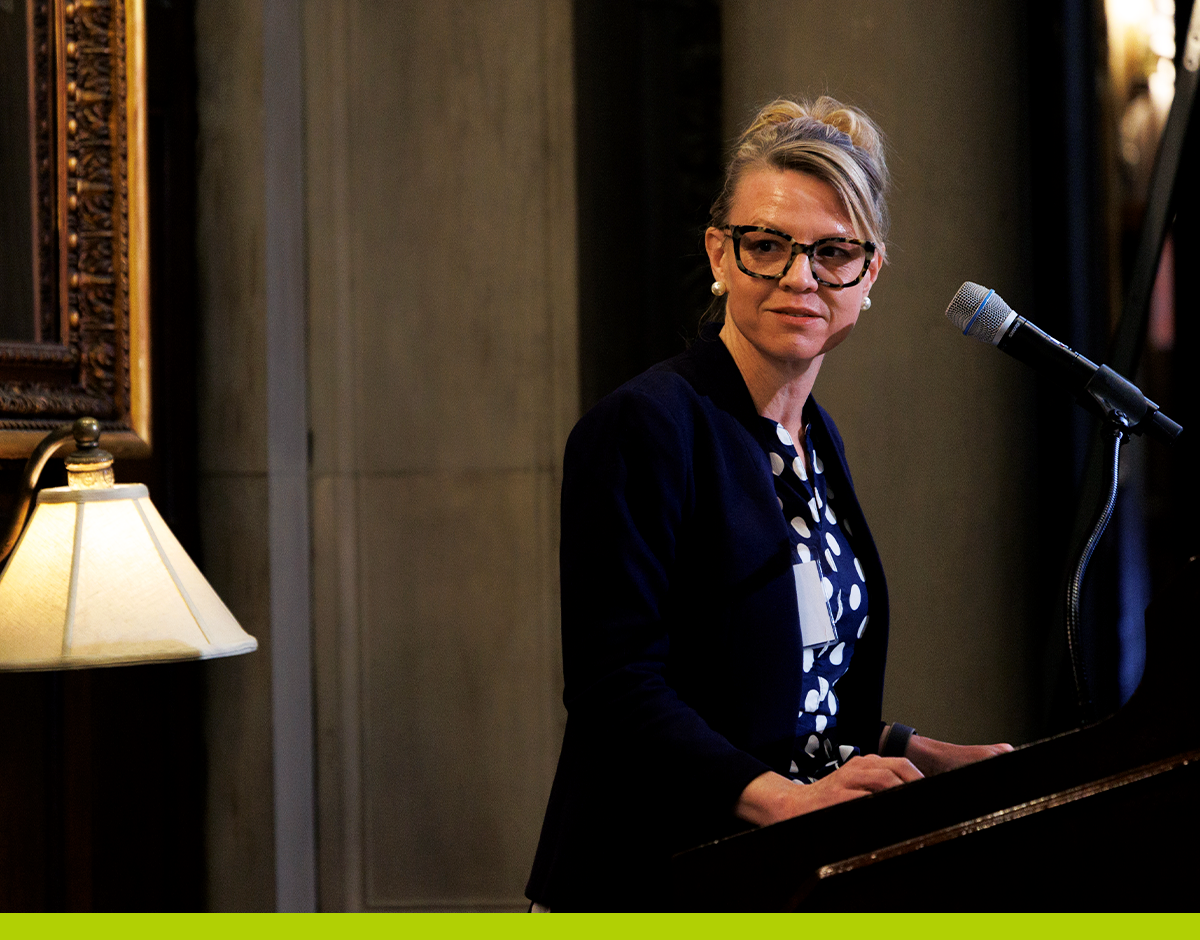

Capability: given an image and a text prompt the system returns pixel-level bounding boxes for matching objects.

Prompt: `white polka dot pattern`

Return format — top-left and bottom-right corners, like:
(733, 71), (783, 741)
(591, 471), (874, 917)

(757, 416), (869, 783)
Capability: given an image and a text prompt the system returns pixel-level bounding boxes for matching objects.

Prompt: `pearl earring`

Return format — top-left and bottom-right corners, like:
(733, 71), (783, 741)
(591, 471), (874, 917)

(861, 295), (872, 311)
(711, 280), (727, 297)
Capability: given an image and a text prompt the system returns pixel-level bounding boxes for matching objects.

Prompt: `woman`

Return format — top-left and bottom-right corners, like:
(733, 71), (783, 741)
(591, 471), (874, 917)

(527, 97), (1010, 911)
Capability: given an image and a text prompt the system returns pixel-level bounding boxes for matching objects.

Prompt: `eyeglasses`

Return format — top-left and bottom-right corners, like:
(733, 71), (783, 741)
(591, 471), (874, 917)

(722, 226), (875, 288)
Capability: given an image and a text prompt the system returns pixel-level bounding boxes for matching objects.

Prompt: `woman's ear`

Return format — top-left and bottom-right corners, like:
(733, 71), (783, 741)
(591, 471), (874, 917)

(862, 244), (884, 292)
(704, 227), (728, 281)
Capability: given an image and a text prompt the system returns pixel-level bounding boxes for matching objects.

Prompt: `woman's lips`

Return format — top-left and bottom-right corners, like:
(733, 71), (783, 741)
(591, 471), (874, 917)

(771, 307), (824, 319)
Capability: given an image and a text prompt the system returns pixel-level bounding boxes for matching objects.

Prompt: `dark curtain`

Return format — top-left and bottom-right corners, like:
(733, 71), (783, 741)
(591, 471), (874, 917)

(1029, 0), (1199, 732)
(574, 0), (724, 410)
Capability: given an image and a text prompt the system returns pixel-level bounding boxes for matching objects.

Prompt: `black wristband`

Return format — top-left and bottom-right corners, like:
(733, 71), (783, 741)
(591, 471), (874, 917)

(882, 722), (916, 757)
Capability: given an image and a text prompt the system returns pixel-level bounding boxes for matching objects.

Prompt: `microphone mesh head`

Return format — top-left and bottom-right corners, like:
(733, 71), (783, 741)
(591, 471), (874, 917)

(945, 282), (1015, 345)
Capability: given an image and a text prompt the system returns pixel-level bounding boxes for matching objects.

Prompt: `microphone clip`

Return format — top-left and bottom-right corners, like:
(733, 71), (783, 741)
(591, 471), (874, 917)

(1082, 364), (1147, 435)
(1082, 364), (1183, 442)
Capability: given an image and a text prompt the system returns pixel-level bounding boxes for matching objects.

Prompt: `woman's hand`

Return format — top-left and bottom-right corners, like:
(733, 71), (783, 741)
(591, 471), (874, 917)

(903, 734), (1014, 776)
(734, 755), (924, 827)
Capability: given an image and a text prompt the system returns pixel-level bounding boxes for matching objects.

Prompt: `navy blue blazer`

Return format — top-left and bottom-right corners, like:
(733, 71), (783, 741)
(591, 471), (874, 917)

(527, 327), (890, 910)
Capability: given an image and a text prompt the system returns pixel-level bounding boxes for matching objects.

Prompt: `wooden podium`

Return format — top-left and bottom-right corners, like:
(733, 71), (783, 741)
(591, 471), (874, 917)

(671, 558), (1200, 910)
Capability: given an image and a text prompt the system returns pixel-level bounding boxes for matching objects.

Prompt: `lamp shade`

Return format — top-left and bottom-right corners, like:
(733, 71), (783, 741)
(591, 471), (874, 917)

(0, 482), (257, 669)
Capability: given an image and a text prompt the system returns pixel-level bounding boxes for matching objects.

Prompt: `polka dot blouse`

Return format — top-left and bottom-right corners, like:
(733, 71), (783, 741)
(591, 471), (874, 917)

(759, 418), (870, 784)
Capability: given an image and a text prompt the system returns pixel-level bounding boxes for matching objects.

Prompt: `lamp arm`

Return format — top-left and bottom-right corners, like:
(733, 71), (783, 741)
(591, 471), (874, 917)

(0, 420), (92, 566)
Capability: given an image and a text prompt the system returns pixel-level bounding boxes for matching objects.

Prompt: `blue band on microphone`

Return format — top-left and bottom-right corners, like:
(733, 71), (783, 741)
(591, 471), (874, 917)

(962, 289), (995, 335)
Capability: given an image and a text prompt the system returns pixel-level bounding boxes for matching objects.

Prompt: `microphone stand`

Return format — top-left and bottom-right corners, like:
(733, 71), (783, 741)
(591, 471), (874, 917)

(1065, 420), (1125, 725)
(1065, 366), (1157, 723)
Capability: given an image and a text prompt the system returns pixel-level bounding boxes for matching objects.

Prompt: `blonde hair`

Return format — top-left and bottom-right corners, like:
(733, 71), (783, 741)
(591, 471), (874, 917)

(710, 96), (890, 252)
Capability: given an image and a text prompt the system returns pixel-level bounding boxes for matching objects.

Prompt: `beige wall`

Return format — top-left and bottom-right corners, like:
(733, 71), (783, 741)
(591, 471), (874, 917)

(194, 0), (318, 912)
(303, 0), (574, 910)
(197, 0), (574, 912)
(195, 0), (277, 911)
(724, 0), (1039, 744)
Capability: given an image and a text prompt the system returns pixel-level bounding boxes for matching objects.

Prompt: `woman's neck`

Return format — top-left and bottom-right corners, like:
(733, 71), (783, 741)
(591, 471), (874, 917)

(719, 320), (823, 445)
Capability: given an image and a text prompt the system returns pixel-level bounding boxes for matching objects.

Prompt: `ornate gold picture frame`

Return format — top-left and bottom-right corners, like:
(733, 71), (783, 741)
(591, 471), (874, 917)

(0, 0), (148, 457)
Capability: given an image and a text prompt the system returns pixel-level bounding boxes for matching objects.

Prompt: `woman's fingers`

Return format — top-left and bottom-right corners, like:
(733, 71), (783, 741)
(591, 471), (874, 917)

(906, 736), (1017, 775)
(838, 753), (924, 791)
(805, 755), (922, 807)
(736, 754), (929, 825)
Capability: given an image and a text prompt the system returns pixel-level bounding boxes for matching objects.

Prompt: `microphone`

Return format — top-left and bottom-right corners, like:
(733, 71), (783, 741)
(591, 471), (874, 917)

(945, 282), (1182, 442)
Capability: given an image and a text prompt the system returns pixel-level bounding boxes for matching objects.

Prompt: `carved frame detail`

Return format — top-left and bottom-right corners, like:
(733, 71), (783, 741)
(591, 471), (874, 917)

(0, 0), (148, 458)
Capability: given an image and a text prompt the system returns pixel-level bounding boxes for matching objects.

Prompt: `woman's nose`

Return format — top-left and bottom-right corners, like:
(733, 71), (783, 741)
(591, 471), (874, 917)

(780, 251), (818, 291)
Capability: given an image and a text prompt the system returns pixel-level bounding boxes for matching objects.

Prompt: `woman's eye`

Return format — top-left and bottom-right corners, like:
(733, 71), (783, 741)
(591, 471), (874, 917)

(746, 237), (787, 256)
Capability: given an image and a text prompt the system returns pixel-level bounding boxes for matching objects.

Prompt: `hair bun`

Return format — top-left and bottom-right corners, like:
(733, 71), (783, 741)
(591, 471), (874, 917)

(738, 96), (884, 169)
(802, 96), (885, 166)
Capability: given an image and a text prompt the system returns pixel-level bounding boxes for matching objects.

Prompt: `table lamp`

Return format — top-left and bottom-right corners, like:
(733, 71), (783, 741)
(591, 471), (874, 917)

(0, 417), (257, 669)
